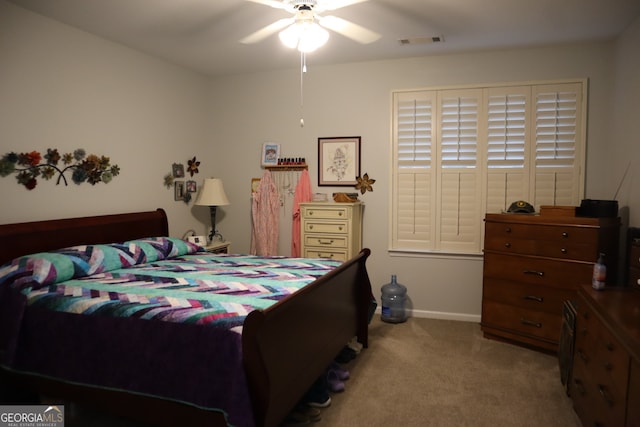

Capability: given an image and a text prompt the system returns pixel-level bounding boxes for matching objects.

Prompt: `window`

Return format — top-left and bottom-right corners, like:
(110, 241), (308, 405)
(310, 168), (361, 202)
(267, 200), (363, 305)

(391, 80), (586, 254)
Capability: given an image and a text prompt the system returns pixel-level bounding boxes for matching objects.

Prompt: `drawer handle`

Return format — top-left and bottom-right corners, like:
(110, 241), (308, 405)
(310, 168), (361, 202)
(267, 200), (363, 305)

(318, 239), (334, 245)
(338, 226), (344, 231)
(339, 212), (343, 216)
(523, 295), (543, 303)
(603, 362), (613, 371)
(562, 232), (569, 238)
(520, 318), (542, 328)
(598, 384), (614, 407)
(561, 248), (567, 254)
(505, 227), (512, 233)
(309, 225), (314, 230)
(309, 211), (313, 216)
(523, 270), (544, 277)
(605, 342), (614, 351)
(504, 242), (511, 248)
(577, 349), (589, 363)
(573, 378), (586, 395)
(318, 253), (335, 259)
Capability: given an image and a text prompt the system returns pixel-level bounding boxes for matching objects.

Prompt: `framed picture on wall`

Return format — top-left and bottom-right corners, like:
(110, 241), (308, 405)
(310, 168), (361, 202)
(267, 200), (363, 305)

(261, 143), (280, 167)
(172, 163), (185, 178)
(318, 136), (361, 186)
(174, 181), (185, 201)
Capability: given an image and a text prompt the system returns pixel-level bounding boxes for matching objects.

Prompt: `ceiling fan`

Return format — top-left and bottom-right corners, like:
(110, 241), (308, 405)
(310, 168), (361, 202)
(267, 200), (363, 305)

(240, 0), (381, 52)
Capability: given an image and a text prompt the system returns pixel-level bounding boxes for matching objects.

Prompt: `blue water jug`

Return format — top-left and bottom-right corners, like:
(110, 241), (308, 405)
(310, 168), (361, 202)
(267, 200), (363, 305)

(381, 274), (407, 323)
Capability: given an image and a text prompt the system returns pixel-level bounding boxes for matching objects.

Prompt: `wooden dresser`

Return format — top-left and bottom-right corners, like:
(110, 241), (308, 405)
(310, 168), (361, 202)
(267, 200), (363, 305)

(481, 213), (619, 352)
(300, 201), (363, 262)
(572, 286), (640, 427)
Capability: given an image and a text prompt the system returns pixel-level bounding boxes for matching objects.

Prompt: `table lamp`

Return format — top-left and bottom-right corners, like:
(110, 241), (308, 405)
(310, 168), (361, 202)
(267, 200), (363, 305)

(195, 178), (230, 242)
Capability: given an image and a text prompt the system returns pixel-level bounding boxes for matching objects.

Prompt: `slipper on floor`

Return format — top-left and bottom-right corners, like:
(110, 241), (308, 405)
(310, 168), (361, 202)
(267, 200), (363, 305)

(326, 370), (345, 393)
(329, 362), (350, 381)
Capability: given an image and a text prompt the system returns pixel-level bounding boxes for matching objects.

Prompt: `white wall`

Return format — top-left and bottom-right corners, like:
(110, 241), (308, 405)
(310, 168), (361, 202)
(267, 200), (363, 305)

(0, 1), (213, 238)
(610, 16), (640, 236)
(3, 1), (638, 320)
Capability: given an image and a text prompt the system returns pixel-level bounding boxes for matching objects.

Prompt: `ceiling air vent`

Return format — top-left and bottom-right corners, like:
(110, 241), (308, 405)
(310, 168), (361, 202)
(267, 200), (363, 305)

(398, 36), (444, 45)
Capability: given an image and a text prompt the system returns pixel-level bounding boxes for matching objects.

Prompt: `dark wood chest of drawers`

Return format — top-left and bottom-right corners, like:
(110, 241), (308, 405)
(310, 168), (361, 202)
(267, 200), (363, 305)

(572, 286), (640, 427)
(481, 213), (619, 352)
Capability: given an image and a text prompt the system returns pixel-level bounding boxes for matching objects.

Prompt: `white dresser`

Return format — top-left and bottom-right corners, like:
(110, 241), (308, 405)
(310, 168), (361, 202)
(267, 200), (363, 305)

(300, 201), (363, 261)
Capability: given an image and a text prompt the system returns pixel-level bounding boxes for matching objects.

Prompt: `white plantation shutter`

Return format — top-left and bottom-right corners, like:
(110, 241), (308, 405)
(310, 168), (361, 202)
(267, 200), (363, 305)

(392, 91), (435, 249)
(485, 87), (531, 213)
(437, 90), (482, 251)
(533, 83), (583, 207)
(392, 80), (585, 254)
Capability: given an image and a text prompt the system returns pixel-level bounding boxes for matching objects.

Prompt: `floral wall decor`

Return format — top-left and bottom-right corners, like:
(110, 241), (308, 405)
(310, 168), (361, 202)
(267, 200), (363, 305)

(0, 148), (120, 190)
(355, 172), (376, 194)
(164, 155), (200, 204)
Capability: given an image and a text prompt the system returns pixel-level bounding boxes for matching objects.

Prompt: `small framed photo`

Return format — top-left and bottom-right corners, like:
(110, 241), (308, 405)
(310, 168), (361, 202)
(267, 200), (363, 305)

(318, 136), (361, 186)
(172, 163), (185, 178)
(174, 181), (185, 201)
(186, 180), (197, 193)
(261, 143), (280, 167)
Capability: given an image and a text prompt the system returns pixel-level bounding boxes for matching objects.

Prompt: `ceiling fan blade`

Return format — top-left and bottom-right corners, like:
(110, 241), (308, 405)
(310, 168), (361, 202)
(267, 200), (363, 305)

(240, 18), (295, 44)
(245, 0), (287, 9)
(319, 0), (369, 11)
(318, 15), (381, 44)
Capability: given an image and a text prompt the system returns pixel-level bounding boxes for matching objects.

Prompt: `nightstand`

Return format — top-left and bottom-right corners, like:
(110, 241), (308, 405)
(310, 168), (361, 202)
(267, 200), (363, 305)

(204, 241), (231, 254)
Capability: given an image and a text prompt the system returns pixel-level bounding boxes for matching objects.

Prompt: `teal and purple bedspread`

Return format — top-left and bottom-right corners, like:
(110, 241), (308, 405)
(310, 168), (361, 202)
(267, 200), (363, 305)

(0, 237), (341, 427)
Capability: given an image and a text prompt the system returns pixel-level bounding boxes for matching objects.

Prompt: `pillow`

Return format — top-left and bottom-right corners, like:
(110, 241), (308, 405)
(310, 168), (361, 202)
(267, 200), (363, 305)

(0, 244), (128, 291)
(0, 237), (203, 291)
(124, 237), (203, 259)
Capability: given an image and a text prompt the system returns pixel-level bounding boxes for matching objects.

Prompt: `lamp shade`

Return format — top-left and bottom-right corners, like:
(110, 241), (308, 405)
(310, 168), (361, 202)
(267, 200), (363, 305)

(195, 178), (230, 206)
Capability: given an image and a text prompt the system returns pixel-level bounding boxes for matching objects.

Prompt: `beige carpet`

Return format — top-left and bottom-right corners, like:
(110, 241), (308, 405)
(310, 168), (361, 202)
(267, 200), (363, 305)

(312, 316), (581, 427)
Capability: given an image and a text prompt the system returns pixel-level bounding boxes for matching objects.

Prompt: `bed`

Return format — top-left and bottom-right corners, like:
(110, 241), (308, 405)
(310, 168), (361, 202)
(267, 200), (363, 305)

(0, 209), (372, 427)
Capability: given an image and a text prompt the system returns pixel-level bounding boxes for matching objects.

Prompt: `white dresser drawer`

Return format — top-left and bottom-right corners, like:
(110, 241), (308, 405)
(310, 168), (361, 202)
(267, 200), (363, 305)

(301, 205), (351, 220)
(303, 248), (349, 261)
(303, 234), (348, 249)
(303, 221), (349, 235)
(300, 202), (363, 261)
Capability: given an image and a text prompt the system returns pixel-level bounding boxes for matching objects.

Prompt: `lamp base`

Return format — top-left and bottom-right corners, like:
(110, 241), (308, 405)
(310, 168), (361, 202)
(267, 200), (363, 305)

(207, 206), (224, 243)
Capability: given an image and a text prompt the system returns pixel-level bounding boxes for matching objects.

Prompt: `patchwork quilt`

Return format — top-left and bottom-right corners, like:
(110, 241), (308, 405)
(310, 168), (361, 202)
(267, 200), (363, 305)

(0, 237), (341, 331)
(0, 237), (342, 427)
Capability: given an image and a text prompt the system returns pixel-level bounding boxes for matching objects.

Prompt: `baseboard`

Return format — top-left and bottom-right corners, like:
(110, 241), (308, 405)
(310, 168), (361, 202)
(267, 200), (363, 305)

(375, 308), (481, 323)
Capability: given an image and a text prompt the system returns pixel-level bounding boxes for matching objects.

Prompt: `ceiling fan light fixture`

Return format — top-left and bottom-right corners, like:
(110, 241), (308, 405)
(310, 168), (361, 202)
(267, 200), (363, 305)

(279, 21), (329, 52)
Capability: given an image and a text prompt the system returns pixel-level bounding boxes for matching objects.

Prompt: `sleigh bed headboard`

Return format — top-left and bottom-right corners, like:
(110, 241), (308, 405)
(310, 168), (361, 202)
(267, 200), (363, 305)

(0, 209), (169, 265)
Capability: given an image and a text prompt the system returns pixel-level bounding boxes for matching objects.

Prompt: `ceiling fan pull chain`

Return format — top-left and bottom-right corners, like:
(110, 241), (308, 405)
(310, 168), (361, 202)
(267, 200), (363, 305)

(300, 51), (306, 127)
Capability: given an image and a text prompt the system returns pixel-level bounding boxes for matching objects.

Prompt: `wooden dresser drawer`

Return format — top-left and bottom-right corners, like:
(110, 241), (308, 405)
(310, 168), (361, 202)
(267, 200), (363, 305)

(484, 221), (598, 261)
(576, 309), (629, 396)
(482, 278), (573, 315)
(483, 252), (592, 290)
(303, 234), (348, 249)
(572, 362), (626, 427)
(571, 288), (633, 427)
(481, 299), (562, 343)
